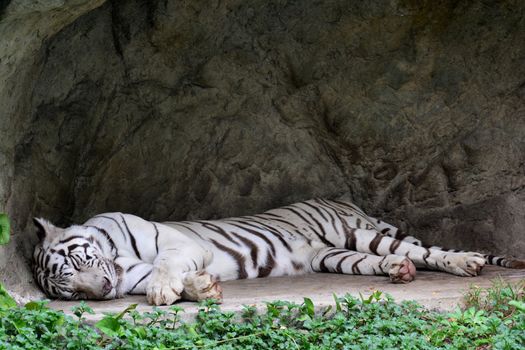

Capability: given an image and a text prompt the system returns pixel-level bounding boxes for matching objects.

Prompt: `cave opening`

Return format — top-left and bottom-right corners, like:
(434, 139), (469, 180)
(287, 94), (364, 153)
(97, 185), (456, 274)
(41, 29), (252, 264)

(1, 0), (524, 300)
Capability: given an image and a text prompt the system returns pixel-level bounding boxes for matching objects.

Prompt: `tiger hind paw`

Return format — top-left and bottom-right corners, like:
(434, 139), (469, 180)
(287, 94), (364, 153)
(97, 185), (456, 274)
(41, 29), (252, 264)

(389, 257), (416, 283)
(182, 271), (223, 302)
(443, 253), (485, 277)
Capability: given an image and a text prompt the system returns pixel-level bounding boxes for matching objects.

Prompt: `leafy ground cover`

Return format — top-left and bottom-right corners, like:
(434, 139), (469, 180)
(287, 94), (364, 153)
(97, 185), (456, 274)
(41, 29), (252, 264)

(1, 281), (524, 350)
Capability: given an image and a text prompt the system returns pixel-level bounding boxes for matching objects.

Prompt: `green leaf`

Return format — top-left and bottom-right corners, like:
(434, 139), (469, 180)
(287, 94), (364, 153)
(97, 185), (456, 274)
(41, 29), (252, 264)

(133, 326), (147, 338)
(188, 325), (199, 338)
(115, 303), (137, 319)
(24, 301), (46, 311)
(322, 305), (332, 317)
(9, 318), (26, 332)
(333, 293), (341, 312)
(0, 282), (16, 308)
(95, 315), (121, 337)
(303, 297), (315, 318)
(0, 213), (10, 245)
(509, 300), (525, 312)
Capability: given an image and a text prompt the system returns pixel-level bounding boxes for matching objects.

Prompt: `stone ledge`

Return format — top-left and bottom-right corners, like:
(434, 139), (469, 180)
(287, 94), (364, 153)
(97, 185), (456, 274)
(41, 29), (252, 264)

(46, 266), (525, 323)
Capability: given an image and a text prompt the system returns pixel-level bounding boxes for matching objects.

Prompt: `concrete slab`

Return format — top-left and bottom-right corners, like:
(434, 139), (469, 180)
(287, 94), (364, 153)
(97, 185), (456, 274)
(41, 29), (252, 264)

(47, 266), (525, 322)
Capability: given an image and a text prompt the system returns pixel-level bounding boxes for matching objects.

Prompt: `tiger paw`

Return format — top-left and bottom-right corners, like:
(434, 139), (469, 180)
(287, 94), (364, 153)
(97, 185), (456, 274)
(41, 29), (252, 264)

(146, 278), (184, 305)
(443, 253), (485, 276)
(389, 257), (416, 283)
(182, 271), (223, 302)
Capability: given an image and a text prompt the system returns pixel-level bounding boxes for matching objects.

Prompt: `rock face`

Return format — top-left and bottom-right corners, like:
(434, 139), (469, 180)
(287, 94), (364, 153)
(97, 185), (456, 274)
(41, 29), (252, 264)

(1, 0), (525, 297)
(0, 0), (106, 297)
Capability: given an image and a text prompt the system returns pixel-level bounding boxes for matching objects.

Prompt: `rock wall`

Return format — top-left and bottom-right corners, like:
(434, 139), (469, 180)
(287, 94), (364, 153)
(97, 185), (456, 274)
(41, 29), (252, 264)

(0, 0), (105, 298)
(2, 0), (525, 297)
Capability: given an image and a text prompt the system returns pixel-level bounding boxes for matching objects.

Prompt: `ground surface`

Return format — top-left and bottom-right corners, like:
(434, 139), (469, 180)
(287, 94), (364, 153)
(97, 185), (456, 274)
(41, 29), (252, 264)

(47, 266), (525, 322)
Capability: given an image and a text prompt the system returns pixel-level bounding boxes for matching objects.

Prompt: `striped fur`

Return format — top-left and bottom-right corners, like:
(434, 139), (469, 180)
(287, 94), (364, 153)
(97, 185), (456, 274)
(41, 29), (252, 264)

(32, 199), (525, 305)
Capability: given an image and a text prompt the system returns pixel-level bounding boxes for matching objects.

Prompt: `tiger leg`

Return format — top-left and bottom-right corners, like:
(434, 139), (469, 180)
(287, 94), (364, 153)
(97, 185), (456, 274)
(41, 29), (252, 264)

(350, 229), (485, 276)
(381, 227), (525, 269)
(397, 240), (524, 268)
(311, 248), (416, 283)
(147, 241), (214, 305)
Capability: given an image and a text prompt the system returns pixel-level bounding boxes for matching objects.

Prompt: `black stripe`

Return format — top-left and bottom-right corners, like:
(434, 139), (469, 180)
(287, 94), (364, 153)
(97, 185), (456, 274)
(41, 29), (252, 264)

(58, 236), (85, 244)
(319, 250), (349, 272)
(351, 256), (367, 274)
(315, 198), (344, 213)
(324, 199), (376, 231)
(281, 206), (334, 246)
(173, 222), (206, 240)
(237, 218), (293, 252)
(257, 253), (275, 278)
(345, 228), (357, 251)
(225, 221), (277, 256)
(395, 229), (408, 241)
(310, 203), (339, 235)
(291, 204), (335, 246)
(130, 270), (151, 292)
(317, 248), (338, 272)
(292, 260), (304, 270)
(126, 263), (141, 273)
(86, 226), (117, 255)
(94, 215), (128, 242)
(260, 212), (283, 219)
(336, 253), (356, 273)
(69, 255), (80, 270)
(231, 232), (259, 269)
(120, 214), (141, 259)
(67, 244), (81, 252)
(152, 222), (159, 254)
(316, 199), (356, 248)
(210, 239), (248, 279)
(389, 239), (401, 253)
(255, 214), (299, 229)
(369, 233), (383, 255)
(199, 222), (239, 246)
(422, 248), (431, 266)
(281, 206), (313, 226)
(301, 201), (328, 222)
(377, 256), (387, 273)
(330, 199), (367, 216)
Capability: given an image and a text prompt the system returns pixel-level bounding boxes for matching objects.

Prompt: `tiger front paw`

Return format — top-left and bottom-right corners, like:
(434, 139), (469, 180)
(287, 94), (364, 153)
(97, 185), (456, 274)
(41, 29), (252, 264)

(389, 257), (416, 283)
(146, 277), (184, 306)
(444, 253), (485, 277)
(182, 271), (223, 302)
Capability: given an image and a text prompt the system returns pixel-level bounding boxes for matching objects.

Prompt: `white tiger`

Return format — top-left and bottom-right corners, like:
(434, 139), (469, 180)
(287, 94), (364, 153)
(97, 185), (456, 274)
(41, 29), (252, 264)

(33, 199), (525, 305)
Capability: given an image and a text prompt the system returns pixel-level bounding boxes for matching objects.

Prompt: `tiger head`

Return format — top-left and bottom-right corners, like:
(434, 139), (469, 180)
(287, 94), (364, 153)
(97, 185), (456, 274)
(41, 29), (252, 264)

(32, 218), (123, 300)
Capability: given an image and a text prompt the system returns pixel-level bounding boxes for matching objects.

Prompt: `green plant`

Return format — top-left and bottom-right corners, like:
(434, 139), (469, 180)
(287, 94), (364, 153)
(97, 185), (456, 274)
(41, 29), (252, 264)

(0, 213), (9, 245)
(463, 278), (525, 317)
(1, 281), (524, 349)
(0, 284), (16, 309)
(0, 213), (15, 309)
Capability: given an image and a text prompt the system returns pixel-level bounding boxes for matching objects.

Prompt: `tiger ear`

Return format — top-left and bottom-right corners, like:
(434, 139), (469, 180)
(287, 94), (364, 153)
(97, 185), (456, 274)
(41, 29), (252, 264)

(33, 218), (62, 241)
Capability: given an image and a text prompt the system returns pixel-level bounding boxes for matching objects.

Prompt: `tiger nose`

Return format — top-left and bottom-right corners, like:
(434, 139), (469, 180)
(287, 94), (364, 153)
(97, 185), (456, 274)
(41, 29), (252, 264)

(102, 277), (112, 296)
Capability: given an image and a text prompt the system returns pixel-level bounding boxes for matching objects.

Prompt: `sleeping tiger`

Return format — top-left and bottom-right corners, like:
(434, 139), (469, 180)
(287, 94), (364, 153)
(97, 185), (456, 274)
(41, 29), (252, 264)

(33, 198), (525, 305)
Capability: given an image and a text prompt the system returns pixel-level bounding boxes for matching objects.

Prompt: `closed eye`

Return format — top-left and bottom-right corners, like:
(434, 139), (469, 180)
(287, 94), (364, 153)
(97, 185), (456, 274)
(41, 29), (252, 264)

(70, 291), (87, 300)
